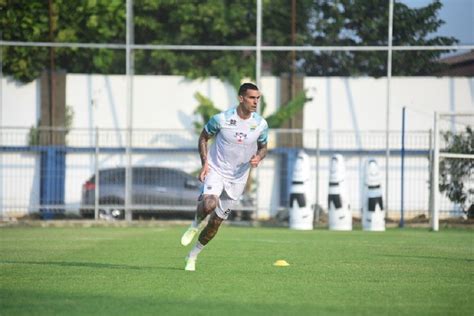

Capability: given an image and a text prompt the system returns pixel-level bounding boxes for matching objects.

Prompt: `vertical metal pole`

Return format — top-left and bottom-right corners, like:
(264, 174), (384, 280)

(125, 0), (134, 222)
(254, 0), (262, 220)
(385, 0), (394, 219)
(255, 0), (262, 219)
(431, 112), (440, 231)
(0, 31), (2, 125)
(428, 129), (433, 217)
(48, 0), (56, 144)
(290, 0), (296, 94)
(94, 127), (99, 220)
(400, 107), (405, 228)
(256, 0), (262, 88)
(290, 0), (297, 147)
(0, 32), (3, 127)
(315, 129), (320, 225)
(0, 32), (3, 220)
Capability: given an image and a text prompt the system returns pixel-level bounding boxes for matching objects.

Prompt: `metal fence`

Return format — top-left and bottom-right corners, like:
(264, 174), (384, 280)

(1, 126), (465, 222)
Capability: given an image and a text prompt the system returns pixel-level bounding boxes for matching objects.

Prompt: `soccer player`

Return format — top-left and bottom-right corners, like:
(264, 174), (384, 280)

(180, 82), (269, 271)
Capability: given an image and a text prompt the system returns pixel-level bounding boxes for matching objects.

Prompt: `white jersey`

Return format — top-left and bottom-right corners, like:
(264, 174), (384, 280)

(205, 107), (268, 183)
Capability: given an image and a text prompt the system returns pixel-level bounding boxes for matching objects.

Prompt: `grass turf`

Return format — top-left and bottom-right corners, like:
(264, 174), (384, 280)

(0, 225), (472, 315)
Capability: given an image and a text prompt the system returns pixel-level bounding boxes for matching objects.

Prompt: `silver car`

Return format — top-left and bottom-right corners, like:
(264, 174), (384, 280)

(80, 166), (201, 219)
(80, 166), (254, 220)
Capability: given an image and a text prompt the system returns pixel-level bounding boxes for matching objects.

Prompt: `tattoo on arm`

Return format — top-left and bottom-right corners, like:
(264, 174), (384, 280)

(256, 142), (268, 160)
(198, 129), (211, 166)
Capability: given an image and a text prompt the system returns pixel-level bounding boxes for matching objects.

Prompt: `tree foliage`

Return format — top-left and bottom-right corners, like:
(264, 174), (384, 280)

(192, 92), (221, 134)
(0, 0), (126, 82)
(1, 0), (457, 83)
(289, 0), (457, 77)
(133, 0), (256, 88)
(264, 91), (310, 128)
(439, 126), (474, 218)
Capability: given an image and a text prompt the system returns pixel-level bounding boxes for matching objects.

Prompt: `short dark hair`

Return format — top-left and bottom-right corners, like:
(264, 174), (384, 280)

(238, 82), (259, 96)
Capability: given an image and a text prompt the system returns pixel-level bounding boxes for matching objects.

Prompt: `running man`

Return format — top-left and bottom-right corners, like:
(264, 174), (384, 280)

(181, 82), (268, 271)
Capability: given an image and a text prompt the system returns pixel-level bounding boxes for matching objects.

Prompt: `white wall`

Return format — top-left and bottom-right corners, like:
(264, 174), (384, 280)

(66, 75), (242, 131)
(3, 75), (472, 132)
(1, 78), (40, 128)
(66, 75), (127, 131)
(304, 77), (474, 134)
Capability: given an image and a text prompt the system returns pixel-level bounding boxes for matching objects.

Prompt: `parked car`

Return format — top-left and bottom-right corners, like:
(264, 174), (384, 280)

(80, 166), (254, 220)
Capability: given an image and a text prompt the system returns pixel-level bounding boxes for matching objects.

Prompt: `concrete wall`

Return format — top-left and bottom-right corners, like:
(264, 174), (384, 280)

(304, 77), (474, 146)
(3, 75), (472, 132)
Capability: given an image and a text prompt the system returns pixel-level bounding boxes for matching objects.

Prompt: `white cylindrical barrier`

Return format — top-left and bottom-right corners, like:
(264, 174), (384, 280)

(328, 154), (352, 231)
(362, 158), (385, 231)
(289, 150), (313, 230)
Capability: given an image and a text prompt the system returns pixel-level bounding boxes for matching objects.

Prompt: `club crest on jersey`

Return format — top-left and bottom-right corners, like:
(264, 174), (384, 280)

(234, 132), (247, 143)
(227, 119), (237, 126)
(250, 124), (257, 131)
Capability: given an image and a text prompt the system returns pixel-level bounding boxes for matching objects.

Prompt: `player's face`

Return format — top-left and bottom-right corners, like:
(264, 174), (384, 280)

(239, 89), (260, 112)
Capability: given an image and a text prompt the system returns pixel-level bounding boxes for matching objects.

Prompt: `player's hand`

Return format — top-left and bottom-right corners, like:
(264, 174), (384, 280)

(250, 154), (261, 168)
(198, 163), (209, 182)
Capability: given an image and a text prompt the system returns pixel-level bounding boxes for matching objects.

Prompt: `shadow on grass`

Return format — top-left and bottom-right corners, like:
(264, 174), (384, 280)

(0, 288), (318, 316)
(380, 254), (474, 262)
(0, 260), (182, 271)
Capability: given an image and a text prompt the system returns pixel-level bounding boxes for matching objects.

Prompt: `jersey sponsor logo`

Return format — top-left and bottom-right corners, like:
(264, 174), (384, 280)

(234, 132), (247, 143)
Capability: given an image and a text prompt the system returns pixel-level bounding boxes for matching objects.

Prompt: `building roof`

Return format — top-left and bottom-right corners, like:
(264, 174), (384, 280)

(438, 50), (474, 76)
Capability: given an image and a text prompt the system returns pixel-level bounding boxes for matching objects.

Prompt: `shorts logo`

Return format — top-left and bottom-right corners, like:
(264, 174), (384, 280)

(234, 132), (247, 143)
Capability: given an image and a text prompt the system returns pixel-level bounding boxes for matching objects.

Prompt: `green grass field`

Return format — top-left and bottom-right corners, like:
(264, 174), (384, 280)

(1, 225), (472, 315)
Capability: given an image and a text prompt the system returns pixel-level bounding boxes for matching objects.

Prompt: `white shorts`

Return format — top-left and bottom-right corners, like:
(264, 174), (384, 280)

(202, 168), (246, 220)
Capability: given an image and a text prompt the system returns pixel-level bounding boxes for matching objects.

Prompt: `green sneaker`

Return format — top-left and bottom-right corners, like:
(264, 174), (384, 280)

(184, 256), (196, 271)
(180, 226), (198, 246)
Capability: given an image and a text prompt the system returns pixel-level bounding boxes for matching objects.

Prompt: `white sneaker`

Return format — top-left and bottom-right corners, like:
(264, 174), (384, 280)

(180, 226), (198, 246)
(184, 256), (196, 271)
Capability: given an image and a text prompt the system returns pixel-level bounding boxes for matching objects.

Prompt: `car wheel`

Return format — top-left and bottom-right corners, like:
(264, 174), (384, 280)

(99, 208), (124, 220)
(110, 208), (124, 219)
(99, 197), (125, 220)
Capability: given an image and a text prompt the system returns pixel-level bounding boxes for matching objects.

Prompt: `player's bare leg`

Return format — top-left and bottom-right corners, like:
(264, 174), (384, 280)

(197, 211), (224, 245)
(196, 194), (217, 224)
(184, 196), (223, 271)
(181, 195), (217, 247)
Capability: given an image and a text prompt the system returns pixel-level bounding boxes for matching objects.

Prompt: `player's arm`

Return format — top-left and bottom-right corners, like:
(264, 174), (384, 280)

(198, 128), (212, 182)
(250, 141), (268, 167)
(250, 122), (269, 167)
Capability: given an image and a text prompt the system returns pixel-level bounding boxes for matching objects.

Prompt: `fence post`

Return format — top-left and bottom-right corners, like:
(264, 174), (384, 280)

(428, 129), (433, 219)
(431, 112), (440, 231)
(400, 107), (405, 227)
(315, 129), (320, 224)
(94, 127), (99, 220)
(0, 32), (3, 220)
(124, 0), (134, 222)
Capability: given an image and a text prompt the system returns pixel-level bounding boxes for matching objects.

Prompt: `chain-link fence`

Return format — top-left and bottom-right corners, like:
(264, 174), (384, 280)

(3, 126), (462, 222)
